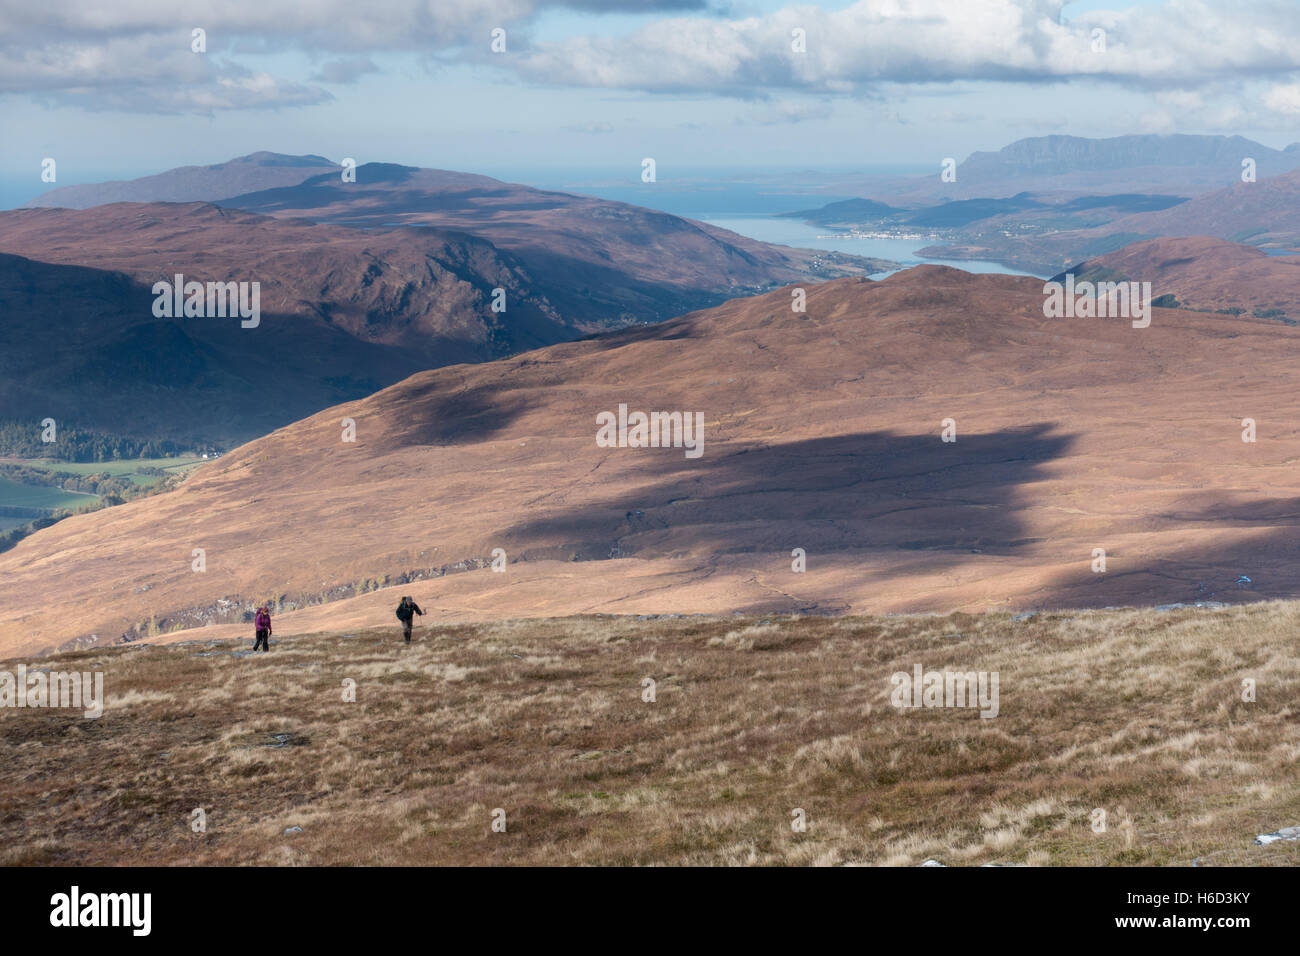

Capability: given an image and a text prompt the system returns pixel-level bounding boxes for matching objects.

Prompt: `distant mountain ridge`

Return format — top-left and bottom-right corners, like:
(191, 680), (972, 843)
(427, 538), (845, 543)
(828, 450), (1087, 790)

(0, 202), (573, 446)
(214, 160), (892, 327)
(958, 134), (1299, 179)
(1, 156), (892, 448)
(846, 133), (1300, 203)
(23, 152), (338, 209)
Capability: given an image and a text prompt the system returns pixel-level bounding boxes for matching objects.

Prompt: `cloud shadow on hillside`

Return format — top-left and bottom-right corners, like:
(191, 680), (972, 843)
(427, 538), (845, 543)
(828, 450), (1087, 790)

(500, 424), (1074, 566)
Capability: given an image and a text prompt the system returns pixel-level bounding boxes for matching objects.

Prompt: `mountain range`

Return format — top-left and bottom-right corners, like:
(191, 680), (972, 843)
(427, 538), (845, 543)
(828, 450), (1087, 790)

(914, 166), (1300, 273)
(837, 133), (1300, 203)
(2, 155), (890, 447)
(23, 152), (339, 209)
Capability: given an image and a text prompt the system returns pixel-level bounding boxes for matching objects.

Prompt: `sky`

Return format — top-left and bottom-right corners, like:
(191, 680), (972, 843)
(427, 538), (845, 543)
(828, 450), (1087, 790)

(3, 0), (1300, 198)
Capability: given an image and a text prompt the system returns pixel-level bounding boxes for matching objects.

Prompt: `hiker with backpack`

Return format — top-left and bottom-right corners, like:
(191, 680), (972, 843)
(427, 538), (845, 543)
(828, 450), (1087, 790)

(253, 605), (272, 652)
(395, 596), (424, 643)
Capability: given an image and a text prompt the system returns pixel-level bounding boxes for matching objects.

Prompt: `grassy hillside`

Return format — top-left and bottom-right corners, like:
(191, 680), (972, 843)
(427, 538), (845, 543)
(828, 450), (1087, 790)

(0, 477), (98, 511)
(0, 456), (206, 485)
(3, 605), (1298, 866)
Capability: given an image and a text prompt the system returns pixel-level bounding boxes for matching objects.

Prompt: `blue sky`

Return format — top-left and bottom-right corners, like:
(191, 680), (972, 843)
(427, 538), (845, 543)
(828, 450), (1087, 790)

(2, 0), (1298, 201)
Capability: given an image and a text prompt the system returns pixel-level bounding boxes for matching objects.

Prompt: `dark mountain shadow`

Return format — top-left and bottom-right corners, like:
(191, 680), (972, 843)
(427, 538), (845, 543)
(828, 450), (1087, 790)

(649, 476), (1300, 615)
(1030, 495), (1300, 610)
(0, 254), (517, 447)
(378, 379), (533, 447)
(574, 321), (700, 349)
(500, 424), (1074, 566)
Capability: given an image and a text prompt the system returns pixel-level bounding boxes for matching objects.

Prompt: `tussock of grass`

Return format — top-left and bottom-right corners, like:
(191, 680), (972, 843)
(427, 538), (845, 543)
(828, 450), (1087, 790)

(1, 605), (1299, 866)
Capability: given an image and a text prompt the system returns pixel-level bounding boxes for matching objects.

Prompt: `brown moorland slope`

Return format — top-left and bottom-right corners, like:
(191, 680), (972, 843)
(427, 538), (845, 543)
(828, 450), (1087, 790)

(3, 265), (1299, 656)
(0, 202), (568, 351)
(1058, 236), (1300, 322)
(2, 607), (1297, 866)
(1103, 167), (1300, 249)
(0, 187), (888, 445)
(220, 162), (893, 323)
(0, 203), (570, 444)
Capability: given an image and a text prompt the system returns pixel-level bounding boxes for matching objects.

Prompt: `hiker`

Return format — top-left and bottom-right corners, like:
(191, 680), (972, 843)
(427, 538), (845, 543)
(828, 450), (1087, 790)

(254, 605), (272, 652)
(395, 596), (424, 643)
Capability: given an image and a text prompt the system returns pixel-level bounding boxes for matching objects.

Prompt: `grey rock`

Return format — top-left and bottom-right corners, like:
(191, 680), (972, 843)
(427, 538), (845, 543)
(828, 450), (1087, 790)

(1154, 601), (1229, 612)
(1254, 826), (1300, 845)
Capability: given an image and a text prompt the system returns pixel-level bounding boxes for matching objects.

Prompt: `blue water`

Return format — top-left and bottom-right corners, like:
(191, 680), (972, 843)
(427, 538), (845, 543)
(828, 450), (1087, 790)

(696, 213), (1042, 278)
(0, 179), (45, 210)
(528, 169), (1042, 277)
(0, 171), (151, 210)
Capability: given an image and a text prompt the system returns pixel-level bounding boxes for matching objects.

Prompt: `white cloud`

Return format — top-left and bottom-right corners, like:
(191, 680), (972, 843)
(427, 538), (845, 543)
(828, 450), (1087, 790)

(743, 97), (833, 125)
(310, 57), (381, 84)
(8, 0), (1300, 114)
(1264, 82), (1300, 116)
(0, 0), (708, 112)
(509, 0), (1300, 95)
(0, 33), (332, 112)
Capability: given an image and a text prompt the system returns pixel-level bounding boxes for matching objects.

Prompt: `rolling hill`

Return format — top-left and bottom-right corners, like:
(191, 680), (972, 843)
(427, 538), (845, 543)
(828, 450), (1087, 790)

(3, 157), (892, 447)
(0, 203), (572, 446)
(22, 152), (338, 209)
(1055, 236), (1300, 323)
(218, 161), (890, 325)
(4, 265), (1300, 656)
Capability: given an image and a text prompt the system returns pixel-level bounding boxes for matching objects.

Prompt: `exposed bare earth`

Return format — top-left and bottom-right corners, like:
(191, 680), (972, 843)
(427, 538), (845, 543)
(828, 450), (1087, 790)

(1, 606), (1297, 866)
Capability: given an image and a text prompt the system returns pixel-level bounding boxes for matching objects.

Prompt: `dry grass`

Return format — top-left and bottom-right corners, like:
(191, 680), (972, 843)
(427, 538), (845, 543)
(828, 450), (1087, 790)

(2, 604), (1299, 866)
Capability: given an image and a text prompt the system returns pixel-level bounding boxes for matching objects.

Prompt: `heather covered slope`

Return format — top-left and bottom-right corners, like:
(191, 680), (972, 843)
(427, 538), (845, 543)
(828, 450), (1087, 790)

(1058, 236), (1300, 323)
(0, 203), (570, 445)
(1, 607), (1298, 866)
(0, 164), (890, 445)
(220, 162), (893, 324)
(3, 265), (1299, 656)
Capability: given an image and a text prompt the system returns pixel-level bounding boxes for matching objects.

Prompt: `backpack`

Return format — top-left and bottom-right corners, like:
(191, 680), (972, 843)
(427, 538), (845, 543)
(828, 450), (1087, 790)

(395, 600), (410, 622)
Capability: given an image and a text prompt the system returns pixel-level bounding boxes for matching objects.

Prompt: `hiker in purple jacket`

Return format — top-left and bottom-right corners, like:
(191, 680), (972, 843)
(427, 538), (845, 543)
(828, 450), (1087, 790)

(254, 605), (272, 652)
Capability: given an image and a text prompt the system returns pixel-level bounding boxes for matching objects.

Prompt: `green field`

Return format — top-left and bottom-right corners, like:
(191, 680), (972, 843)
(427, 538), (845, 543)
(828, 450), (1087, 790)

(0, 456), (207, 485)
(0, 477), (99, 511)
